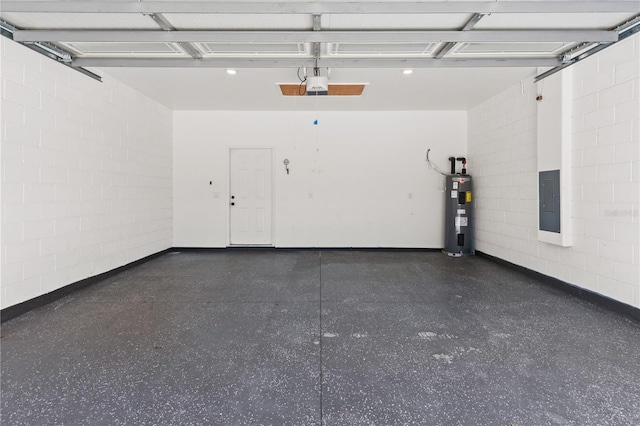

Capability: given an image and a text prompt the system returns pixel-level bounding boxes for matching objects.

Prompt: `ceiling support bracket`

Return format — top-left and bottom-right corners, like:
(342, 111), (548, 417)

(311, 14), (322, 70)
(145, 12), (203, 59)
(433, 12), (488, 59)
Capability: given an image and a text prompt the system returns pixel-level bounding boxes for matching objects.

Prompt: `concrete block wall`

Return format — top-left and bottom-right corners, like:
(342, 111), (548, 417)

(468, 34), (639, 308)
(1, 39), (173, 309)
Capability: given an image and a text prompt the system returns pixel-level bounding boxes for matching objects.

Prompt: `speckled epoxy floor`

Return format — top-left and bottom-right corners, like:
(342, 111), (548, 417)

(1, 250), (639, 425)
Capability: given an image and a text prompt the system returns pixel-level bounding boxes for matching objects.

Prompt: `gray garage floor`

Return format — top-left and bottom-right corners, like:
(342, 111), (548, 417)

(1, 250), (639, 425)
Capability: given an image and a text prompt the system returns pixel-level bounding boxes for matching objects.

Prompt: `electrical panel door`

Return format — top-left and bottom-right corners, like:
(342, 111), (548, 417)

(539, 170), (560, 233)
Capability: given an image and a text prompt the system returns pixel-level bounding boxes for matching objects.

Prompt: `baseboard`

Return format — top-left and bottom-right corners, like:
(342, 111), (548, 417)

(476, 251), (640, 322)
(1, 249), (171, 323)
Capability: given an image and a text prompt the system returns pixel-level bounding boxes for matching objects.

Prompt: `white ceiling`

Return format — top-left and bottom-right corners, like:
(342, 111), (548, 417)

(102, 66), (537, 111)
(2, 1), (638, 110)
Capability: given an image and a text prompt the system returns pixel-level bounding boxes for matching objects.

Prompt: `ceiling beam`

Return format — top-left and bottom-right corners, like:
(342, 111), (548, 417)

(321, 58), (562, 68)
(3, 1), (639, 14)
(74, 58), (318, 68)
(72, 57), (561, 68)
(14, 30), (619, 44)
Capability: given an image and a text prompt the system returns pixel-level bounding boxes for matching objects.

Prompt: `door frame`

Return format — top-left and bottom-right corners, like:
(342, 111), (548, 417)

(226, 146), (276, 247)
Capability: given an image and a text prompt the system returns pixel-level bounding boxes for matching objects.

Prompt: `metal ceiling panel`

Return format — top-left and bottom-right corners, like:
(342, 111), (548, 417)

(322, 14), (471, 30)
(195, 42), (308, 57)
(60, 42), (188, 57)
(0, 12), (159, 30)
(450, 42), (575, 58)
(4, 2), (639, 14)
(476, 13), (636, 30)
(163, 13), (312, 30)
(328, 42), (438, 57)
(1, 0), (638, 79)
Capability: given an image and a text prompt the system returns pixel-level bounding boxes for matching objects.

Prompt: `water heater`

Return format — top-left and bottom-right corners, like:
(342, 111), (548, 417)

(443, 159), (474, 256)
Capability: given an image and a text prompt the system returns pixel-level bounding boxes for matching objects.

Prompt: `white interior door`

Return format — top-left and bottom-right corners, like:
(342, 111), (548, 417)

(229, 148), (273, 245)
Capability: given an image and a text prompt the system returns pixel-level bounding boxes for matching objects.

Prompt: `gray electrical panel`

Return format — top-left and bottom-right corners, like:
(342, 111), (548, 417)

(443, 175), (474, 256)
(539, 170), (560, 233)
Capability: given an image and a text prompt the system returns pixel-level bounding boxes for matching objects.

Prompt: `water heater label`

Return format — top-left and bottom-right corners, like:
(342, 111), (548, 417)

(455, 217), (468, 227)
(466, 192), (472, 202)
(451, 190), (458, 198)
(452, 182), (459, 189)
(457, 209), (466, 215)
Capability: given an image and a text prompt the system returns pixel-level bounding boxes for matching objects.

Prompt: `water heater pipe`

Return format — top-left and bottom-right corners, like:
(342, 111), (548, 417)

(448, 157), (456, 174)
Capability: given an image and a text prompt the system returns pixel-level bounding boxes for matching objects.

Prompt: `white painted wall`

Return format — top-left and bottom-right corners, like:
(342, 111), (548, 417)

(174, 110), (466, 248)
(468, 34), (639, 308)
(1, 39), (173, 309)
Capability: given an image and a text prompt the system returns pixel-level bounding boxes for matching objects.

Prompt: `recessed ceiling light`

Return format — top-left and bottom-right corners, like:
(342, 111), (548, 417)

(226, 69), (237, 75)
(402, 69), (413, 75)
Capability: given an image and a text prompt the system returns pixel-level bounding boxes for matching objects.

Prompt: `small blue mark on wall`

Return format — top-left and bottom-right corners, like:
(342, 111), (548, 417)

(313, 119), (318, 125)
